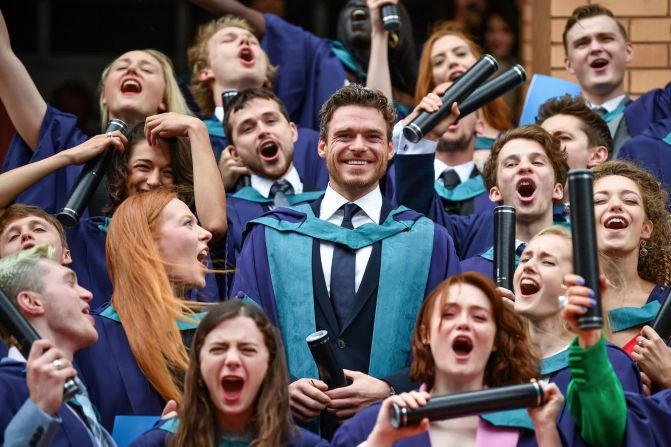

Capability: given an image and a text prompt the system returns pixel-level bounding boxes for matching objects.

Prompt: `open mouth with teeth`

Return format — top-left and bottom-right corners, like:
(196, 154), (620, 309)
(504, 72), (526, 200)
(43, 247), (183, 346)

(121, 79), (142, 94)
(517, 179), (537, 201)
(197, 249), (209, 267)
(351, 8), (368, 22)
(259, 141), (280, 161)
(238, 47), (255, 64)
(449, 71), (464, 82)
(452, 336), (473, 357)
(590, 58), (609, 70)
(604, 216), (628, 230)
(221, 376), (245, 402)
(519, 278), (540, 296)
(345, 160), (370, 166)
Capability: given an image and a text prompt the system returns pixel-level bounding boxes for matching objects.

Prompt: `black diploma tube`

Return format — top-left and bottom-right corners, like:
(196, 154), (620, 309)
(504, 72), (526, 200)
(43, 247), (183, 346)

(403, 55), (498, 143)
(57, 119), (128, 227)
(380, 4), (401, 32)
(456, 65), (527, 119)
(651, 288), (671, 343)
(221, 89), (239, 110)
(494, 206), (516, 291)
(390, 382), (544, 428)
(568, 169), (604, 329)
(306, 330), (348, 389)
(0, 286), (79, 399)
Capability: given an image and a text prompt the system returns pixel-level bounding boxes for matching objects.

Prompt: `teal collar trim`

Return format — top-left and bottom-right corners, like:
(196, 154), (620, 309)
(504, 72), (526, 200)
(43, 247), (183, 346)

(541, 349), (569, 375)
(231, 186), (324, 205)
(100, 305), (205, 330)
(204, 118), (225, 138)
(479, 246), (521, 266)
(608, 300), (661, 332)
(662, 132), (671, 146)
(601, 104), (626, 123)
(160, 418), (179, 433)
(97, 217), (112, 233)
(330, 40), (367, 79)
(252, 204), (418, 250)
(434, 175), (486, 202)
(481, 408), (534, 431)
(475, 136), (495, 150)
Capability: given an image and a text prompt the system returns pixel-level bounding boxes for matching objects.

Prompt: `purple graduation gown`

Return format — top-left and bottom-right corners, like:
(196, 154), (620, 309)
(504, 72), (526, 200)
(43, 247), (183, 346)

(624, 81), (671, 138)
(128, 418), (330, 447)
(0, 359), (96, 447)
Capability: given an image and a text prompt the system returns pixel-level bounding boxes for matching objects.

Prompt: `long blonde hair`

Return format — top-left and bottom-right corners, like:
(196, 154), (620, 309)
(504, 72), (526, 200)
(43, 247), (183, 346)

(106, 189), (199, 403)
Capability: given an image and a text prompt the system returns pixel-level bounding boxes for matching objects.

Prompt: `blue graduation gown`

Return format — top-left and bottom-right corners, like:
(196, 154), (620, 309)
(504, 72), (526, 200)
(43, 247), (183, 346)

(394, 153), (496, 260)
(129, 417), (329, 447)
(74, 305), (204, 432)
(1, 105), (88, 215)
(0, 359), (95, 447)
(622, 389), (671, 446)
(624, 81), (671, 138)
(204, 118), (329, 191)
(617, 118), (671, 211)
(231, 202), (459, 390)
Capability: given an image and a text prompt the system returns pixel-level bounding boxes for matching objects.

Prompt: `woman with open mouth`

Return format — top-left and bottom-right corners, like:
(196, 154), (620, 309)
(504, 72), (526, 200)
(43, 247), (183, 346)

(129, 300), (328, 447)
(74, 189), (217, 432)
(590, 161), (671, 390)
(332, 272), (564, 446)
(511, 225), (643, 445)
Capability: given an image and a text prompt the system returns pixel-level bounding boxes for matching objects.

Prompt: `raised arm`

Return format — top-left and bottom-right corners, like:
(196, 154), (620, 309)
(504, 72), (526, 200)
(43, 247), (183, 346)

(144, 112), (228, 237)
(0, 9), (47, 150)
(365, 0), (396, 104)
(190, 0), (266, 36)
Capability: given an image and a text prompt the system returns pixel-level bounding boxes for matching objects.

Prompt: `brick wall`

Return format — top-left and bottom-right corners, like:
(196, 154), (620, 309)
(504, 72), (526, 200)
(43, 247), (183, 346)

(541, 0), (671, 96)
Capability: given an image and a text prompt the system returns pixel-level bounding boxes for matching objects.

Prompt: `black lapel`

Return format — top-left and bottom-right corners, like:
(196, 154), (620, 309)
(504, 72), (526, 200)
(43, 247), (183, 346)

(310, 198), (340, 333)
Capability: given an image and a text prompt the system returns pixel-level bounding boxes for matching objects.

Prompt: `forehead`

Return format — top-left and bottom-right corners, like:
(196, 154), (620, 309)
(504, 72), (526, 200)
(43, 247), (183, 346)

(498, 138), (548, 160)
(327, 105), (387, 135)
(439, 283), (492, 310)
(432, 35), (472, 54)
(541, 114), (586, 135)
(203, 316), (265, 344)
(230, 98), (285, 124)
(594, 175), (642, 194)
(159, 198), (193, 222)
(526, 233), (571, 257)
(2, 216), (58, 234)
(129, 140), (172, 165)
(211, 25), (257, 43)
(113, 50), (162, 68)
(39, 259), (71, 281)
(566, 15), (624, 43)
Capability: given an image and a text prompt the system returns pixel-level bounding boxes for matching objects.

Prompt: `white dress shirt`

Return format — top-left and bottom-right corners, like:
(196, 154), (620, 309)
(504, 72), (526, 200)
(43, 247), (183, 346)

(434, 159), (475, 183)
(319, 185), (382, 294)
(251, 165), (304, 198)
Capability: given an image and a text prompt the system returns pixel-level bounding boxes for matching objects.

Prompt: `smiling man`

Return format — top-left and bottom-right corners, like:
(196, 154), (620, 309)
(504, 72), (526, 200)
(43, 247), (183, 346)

(232, 84), (458, 438)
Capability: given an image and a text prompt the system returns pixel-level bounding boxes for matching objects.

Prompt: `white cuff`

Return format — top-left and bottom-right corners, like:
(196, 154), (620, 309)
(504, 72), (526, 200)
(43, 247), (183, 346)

(393, 120), (438, 155)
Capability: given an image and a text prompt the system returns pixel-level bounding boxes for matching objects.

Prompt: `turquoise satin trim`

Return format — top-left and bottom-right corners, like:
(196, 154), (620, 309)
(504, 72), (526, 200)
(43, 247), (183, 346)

(601, 104), (626, 123)
(97, 217), (111, 233)
(479, 246), (521, 267)
(204, 118), (225, 138)
(541, 349), (569, 376)
(252, 204), (417, 250)
(475, 136), (495, 150)
(608, 300), (661, 332)
(99, 305), (205, 330)
(481, 409), (534, 430)
(160, 418), (250, 446)
(434, 175), (486, 202)
(262, 205), (434, 379)
(330, 40), (367, 79)
(231, 186), (324, 205)
(662, 132), (671, 146)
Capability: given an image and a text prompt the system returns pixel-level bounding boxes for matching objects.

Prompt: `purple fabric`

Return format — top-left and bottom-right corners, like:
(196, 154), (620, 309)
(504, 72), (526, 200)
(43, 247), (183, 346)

(0, 359), (96, 446)
(460, 254), (494, 280)
(624, 81), (671, 137)
(622, 388), (671, 446)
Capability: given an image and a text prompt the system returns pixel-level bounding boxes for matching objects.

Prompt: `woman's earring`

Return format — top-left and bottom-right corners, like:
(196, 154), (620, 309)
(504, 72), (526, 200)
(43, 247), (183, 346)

(640, 239), (649, 257)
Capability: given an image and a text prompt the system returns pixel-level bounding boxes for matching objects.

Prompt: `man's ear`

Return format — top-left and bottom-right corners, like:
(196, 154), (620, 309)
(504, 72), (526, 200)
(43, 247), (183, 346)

(587, 146), (609, 168)
(289, 122), (298, 144)
(15, 291), (45, 318)
(489, 185), (503, 203)
(552, 182), (564, 201)
(227, 144), (242, 162)
(62, 249), (72, 266)
(318, 139), (327, 160)
(564, 56), (575, 76)
(197, 67), (215, 83)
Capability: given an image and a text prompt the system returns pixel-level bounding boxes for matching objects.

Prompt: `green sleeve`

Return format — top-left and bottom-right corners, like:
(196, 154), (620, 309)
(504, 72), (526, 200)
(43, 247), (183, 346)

(566, 334), (626, 447)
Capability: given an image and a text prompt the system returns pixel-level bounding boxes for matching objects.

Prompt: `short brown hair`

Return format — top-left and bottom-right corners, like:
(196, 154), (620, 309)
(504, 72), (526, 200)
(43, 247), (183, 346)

(223, 88), (291, 146)
(411, 272), (539, 389)
(483, 125), (569, 194)
(0, 204), (68, 251)
(187, 16), (278, 117)
(562, 4), (628, 53)
(536, 94), (613, 152)
(318, 84), (396, 142)
(592, 161), (671, 285)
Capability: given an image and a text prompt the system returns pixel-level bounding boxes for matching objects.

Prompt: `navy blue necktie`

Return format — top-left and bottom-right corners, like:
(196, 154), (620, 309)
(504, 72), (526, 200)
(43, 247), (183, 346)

(515, 242), (527, 257)
(330, 203), (361, 328)
(440, 169), (460, 190)
(269, 179), (294, 207)
(593, 106), (608, 117)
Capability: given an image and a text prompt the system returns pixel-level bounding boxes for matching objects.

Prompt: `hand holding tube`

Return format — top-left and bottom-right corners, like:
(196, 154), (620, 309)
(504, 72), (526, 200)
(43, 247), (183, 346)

(403, 55), (498, 143)
(306, 330), (348, 389)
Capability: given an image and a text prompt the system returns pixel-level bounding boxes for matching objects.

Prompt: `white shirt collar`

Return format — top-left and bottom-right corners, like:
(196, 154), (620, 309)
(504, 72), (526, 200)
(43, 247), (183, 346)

(251, 165), (304, 198)
(433, 159), (475, 183)
(214, 106), (224, 122)
(320, 184), (382, 224)
(7, 346), (26, 363)
(589, 94), (627, 112)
